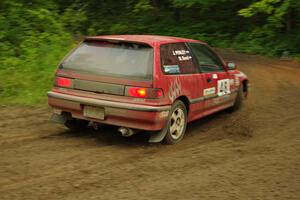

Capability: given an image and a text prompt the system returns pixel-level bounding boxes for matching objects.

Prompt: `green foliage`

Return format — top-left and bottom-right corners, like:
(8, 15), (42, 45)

(237, 0), (300, 56)
(239, 0), (281, 16)
(0, 0), (73, 105)
(239, 0), (290, 28)
(61, 2), (87, 36)
(171, 0), (228, 8)
(133, 0), (154, 13)
(1, 0), (300, 105)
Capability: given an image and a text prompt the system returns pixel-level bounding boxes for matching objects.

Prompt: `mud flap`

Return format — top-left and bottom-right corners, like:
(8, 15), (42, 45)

(51, 113), (68, 124)
(148, 120), (170, 143)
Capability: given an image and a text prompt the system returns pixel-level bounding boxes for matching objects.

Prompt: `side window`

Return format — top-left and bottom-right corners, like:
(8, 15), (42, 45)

(160, 43), (198, 74)
(188, 43), (225, 73)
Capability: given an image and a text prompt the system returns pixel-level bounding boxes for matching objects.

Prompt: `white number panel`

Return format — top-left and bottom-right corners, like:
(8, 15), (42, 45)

(217, 79), (230, 96)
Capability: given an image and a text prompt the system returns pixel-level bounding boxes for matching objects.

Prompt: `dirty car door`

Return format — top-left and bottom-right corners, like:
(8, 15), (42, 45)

(188, 43), (235, 112)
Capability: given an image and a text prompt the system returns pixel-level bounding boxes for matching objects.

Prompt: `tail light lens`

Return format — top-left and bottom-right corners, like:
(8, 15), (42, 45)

(55, 77), (73, 88)
(128, 87), (147, 98)
(126, 87), (164, 99)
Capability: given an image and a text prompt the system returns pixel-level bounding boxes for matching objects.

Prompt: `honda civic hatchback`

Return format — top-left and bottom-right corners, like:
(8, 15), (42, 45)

(48, 35), (249, 144)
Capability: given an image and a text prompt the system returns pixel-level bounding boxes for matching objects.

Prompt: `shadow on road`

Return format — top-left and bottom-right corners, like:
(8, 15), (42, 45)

(50, 109), (242, 147)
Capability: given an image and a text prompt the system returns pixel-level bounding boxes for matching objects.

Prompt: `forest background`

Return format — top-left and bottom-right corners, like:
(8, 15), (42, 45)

(1, 0), (299, 104)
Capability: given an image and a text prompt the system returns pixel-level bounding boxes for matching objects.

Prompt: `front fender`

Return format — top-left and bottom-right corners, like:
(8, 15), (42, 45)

(236, 71), (249, 98)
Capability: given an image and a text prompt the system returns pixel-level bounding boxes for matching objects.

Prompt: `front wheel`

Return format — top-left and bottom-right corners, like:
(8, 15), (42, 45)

(163, 100), (188, 145)
(229, 85), (244, 112)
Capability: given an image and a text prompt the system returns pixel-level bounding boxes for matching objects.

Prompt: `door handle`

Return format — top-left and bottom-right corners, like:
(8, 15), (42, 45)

(207, 77), (212, 83)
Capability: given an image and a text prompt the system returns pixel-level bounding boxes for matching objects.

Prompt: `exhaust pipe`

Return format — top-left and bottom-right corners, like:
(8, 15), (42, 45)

(118, 127), (135, 137)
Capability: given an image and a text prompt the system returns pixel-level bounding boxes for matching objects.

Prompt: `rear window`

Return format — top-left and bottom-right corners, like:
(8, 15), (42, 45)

(61, 40), (153, 80)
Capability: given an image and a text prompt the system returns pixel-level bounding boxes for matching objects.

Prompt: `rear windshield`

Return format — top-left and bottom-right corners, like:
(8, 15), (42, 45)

(61, 40), (153, 80)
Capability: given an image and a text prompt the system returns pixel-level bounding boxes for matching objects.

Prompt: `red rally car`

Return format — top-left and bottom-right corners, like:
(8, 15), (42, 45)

(48, 35), (249, 144)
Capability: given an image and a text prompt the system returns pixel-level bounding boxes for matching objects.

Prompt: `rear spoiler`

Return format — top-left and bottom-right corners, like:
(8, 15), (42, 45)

(84, 36), (153, 47)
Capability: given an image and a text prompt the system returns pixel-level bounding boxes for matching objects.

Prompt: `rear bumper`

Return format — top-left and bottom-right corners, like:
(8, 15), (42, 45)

(47, 91), (170, 131)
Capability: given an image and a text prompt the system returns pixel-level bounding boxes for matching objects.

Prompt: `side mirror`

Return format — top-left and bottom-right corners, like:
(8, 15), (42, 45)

(226, 62), (237, 70)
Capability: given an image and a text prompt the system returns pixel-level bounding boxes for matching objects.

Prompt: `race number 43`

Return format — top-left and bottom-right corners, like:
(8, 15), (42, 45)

(217, 79), (230, 96)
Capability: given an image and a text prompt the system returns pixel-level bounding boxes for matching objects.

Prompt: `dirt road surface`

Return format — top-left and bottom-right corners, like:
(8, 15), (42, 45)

(0, 50), (299, 200)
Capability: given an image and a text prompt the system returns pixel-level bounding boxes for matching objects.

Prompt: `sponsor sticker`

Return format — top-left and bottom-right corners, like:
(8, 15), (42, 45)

(172, 50), (190, 56)
(217, 79), (230, 96)
(212, 74), (218, 79)
(178, 55), (192, 61)
(172, 49), (192, 61)
(203, 87), (216, 96)
(158, 111), (169, 119)
(234, 74), (240, 86)
(163, 65), (180, 73)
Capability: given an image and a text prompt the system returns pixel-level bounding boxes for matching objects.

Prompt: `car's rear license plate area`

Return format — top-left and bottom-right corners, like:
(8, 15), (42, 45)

(83, 106), (105, 120)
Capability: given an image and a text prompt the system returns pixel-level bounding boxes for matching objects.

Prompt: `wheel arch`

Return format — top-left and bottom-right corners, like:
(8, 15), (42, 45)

(175, 96), (190, 114)
(242, 79), (249, 98)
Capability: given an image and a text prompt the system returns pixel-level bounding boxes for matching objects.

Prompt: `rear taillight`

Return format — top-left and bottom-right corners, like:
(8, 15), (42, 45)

(128, 87), (147, 98)
(55, 77), (73, 88)
(156, 89), (163, 98)
(126, 87), (164, 99)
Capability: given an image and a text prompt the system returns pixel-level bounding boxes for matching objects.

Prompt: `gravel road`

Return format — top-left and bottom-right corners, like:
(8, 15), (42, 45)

(0, 50), (299, 200)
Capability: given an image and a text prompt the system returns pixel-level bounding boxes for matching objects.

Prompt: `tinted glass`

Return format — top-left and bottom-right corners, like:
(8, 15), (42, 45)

(160, 43), (198, 74)
(188, 43), (224, 72)
(62, 40), (153, 80)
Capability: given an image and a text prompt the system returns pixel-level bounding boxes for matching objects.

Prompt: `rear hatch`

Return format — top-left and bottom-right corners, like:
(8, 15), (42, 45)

(55, 39), (154, 96)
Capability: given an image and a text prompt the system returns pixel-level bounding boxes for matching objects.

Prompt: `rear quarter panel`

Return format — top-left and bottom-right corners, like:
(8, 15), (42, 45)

(152, 43), (206, 121)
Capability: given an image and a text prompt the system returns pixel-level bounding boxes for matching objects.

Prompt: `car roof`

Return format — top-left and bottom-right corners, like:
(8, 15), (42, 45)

(85, 35), (206, 46)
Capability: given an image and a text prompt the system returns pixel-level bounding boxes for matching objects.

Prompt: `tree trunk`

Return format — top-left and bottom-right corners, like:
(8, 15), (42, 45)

(286, 8), (292, 34)
(174, 8), (181, 23)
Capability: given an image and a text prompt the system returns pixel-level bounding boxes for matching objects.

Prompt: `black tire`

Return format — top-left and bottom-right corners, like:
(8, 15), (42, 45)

(229, 85), (244, 112)
(64, 118), (89, 132)
(163, 100), (188, 145)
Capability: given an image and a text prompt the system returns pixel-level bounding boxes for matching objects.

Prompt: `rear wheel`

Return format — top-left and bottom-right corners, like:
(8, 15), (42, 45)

(163, 100), (187, 145)
(64, 118), (89, 132)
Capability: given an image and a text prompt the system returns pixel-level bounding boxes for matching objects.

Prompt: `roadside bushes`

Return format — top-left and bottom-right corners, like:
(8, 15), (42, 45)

(0, 0), (73, 105)
(1, 0), (299, 105)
